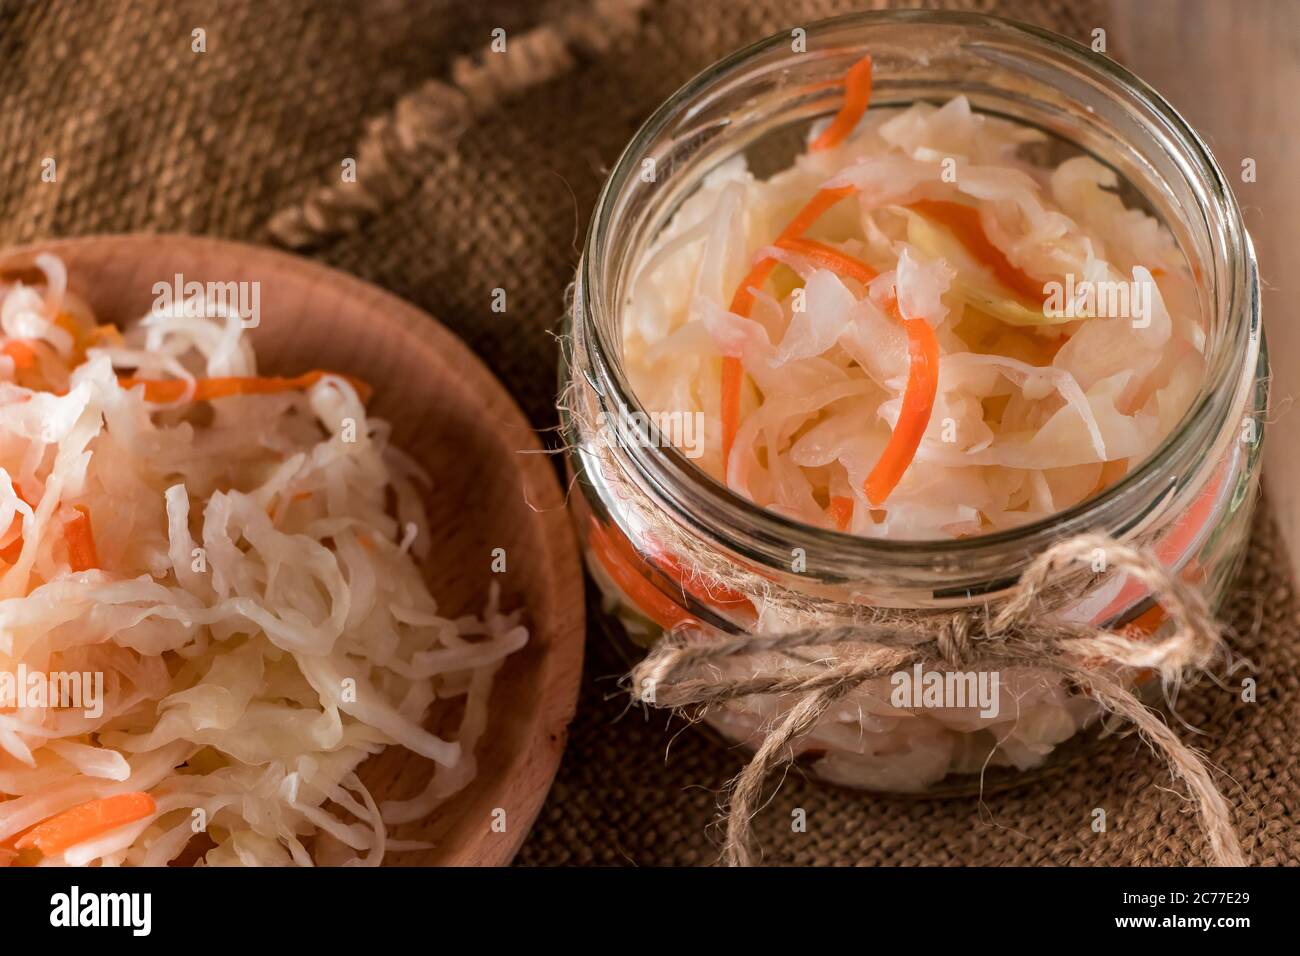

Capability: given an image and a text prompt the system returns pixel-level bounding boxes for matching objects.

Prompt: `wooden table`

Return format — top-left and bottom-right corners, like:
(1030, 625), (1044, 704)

(1108, 0), (1300, 575)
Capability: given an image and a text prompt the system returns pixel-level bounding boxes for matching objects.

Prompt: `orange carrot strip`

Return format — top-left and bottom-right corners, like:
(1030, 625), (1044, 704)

(764, 242), (937, 504)
(0, 524), (22, 563)
(606, 524), (756, 625)
(809, 55), (874, 153)
(866, 311), (940, 505)
(725, 262), (778, 323)
(907, 199), (1046, 303)
(14, 792), (155, 856)
(118, 370), (373, 404)
(588, 521), (697, 632)
(53, 313), (82, 341)
(774, 236), (879, 285)
(1080, 602), (1170, 676)
(720, 186), (860, 462)
(718, 356), (745, 467)
(2, 340), (38, 371)
(717, 56), (877, 464)
(638, 537), (753, 616)
(776, 185), (861, 244)
(827, 495), (855, 531)
(88, 323), (125, 347)
(1122, 603), (1168, 638)
(63, 505), (98, 572)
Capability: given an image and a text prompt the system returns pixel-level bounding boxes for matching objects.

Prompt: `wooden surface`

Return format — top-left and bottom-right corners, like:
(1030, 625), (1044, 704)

(1107, 0), (1300, 578)
(0, 235), (585, 866)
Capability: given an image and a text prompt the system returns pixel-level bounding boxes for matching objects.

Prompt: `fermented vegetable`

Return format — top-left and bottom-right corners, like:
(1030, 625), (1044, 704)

(0, 257), (525, 866)
(625, 58), (1201, 539)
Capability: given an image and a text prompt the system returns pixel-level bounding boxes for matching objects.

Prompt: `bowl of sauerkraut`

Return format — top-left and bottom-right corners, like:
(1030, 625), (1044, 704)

(0, 235), (583, 866)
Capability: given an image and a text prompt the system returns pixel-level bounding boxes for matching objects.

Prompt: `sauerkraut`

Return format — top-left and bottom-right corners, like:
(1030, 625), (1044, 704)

(624, 73), (1202, 539)
(610, 56), (1207, 791)
(0, 256), (526, 866)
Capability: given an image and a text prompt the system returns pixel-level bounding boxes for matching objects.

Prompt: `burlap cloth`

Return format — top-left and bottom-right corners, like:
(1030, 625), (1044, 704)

(0, 0), (1294, 865)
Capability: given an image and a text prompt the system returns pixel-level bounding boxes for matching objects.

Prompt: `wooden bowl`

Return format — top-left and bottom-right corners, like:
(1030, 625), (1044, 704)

(0, 235), (584, 866)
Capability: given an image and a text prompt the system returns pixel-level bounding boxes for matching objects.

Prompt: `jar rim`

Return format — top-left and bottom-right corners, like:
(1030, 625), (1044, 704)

(574, 9), (1259, 581)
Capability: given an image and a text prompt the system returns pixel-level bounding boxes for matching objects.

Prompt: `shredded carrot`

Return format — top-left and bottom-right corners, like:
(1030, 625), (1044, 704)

(720, 56), (882, 476)
(589, 514), (756, 624)
(1128, 598), (1170, 686)
(2, 340), (38, 371)
(0, 518), (22, 562)
(865, 310), (940, 505)
(14, 792), (155, 856)
(720, 186), (860, 462)
(907, 199), (1046, 303)
(764, 241), (938, 506)
(827, 495), (855, 531)
(722, 55), (904, 486)
(640, 538), (754, 617)
(1122, 603), (1168, 638)
(63, 505), (98, 572)
(726, 258), (779, 321)
(809, 55), (873, 153)
(588, 521), (697, 632)
(53, 313), (96, 365)
(87, 323), (124, 348)
(1078, 602), (1169, 677)
(775, 236), (879, 285)
(118, 370), (373, 404)
(53, 312), (81, 341)
(718, 356), (745, 467)
(776, 185), (861, 244)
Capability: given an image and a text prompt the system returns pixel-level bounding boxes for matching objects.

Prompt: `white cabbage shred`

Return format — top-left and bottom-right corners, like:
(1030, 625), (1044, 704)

(0, 262), (526, 866)
(625, 97), (1203, 540)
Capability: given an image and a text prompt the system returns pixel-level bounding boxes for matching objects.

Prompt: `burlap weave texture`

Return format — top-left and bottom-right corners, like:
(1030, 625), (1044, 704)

(0, 0), (1293, 866)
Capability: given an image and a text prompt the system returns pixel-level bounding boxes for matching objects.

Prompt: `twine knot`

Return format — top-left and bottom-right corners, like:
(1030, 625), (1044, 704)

(936, 611), (976, 666)
(629, 533), (1244, 867)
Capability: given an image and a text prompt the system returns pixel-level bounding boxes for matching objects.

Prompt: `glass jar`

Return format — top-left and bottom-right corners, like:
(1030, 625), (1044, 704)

(559, 10), (1266, 793)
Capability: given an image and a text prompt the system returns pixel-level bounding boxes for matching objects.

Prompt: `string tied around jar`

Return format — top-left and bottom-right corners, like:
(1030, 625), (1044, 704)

(628, 532), (1246, 868)
(935, 611), (975, 666)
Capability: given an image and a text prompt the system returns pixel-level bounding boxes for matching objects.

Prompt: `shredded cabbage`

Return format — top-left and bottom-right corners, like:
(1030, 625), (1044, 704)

(0, 260), (526, 866)
(613, 91), (1209, 792)
(624, 96), (1203, 540)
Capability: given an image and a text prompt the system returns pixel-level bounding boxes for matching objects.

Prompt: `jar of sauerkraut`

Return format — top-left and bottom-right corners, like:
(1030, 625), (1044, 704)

(560, 11), (1265, 794)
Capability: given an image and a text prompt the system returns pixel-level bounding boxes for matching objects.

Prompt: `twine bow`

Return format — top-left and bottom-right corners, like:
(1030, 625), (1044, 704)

(630, 533), (1245, 867)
